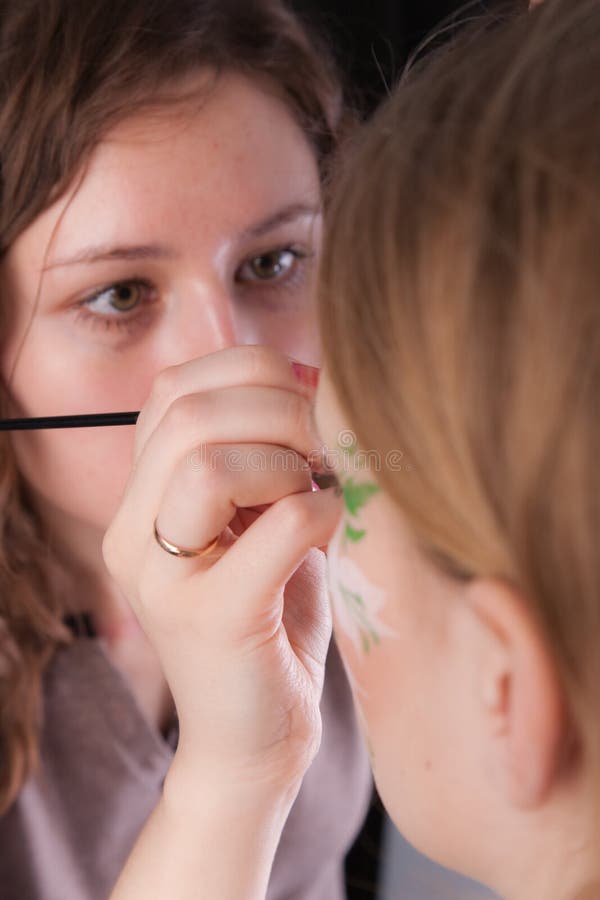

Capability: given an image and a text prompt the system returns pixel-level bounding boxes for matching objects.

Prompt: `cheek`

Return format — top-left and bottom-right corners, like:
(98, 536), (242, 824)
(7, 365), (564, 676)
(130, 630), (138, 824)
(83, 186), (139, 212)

(4, 317), (154, 416)
(10, 425), (136, 531)
(3, 327), (156, 531)
(327, 527), (453, 839)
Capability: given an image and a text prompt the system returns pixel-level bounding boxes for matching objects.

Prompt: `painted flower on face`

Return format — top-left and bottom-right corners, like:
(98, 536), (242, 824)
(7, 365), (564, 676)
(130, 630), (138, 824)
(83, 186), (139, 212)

(328, 524), (397, 659)
(327, 436), (398, 660)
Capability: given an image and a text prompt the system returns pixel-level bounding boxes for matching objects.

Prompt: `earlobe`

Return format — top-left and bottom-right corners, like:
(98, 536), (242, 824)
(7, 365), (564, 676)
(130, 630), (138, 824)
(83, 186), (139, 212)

(467, 578), (574, 810)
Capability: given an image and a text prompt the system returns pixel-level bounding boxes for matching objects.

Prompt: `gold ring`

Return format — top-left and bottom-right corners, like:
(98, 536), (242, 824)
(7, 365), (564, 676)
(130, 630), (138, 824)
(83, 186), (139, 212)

(153, 519), (220, 558)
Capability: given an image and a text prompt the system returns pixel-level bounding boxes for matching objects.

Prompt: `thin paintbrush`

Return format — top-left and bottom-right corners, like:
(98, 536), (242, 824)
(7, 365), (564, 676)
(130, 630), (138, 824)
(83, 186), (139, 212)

(0, 410), (337, 487)
(0, 411), (140, 430)
(0, 364), (321, 432)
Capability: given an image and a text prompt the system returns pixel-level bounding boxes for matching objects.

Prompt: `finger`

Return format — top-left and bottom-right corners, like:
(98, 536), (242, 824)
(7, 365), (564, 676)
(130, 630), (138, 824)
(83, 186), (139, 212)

(135, 345), (318, 461)
(149, 443), (313, 585)
(125, 385), (325, 523)
(282, 548), (332, 680)
(104, 384), (324, 599)
(197, 487), (343, 628)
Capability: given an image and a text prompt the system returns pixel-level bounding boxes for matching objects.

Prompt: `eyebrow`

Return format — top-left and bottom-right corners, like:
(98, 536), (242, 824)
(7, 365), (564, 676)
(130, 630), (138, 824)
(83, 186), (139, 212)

(43, 203), (321, 271)
(43, 243), (175, 271)
(239, 202), (320, 240)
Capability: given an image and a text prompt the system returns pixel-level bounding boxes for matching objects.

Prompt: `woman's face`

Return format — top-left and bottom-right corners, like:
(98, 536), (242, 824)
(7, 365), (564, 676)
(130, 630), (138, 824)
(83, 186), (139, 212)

(1, 73), (322, 563)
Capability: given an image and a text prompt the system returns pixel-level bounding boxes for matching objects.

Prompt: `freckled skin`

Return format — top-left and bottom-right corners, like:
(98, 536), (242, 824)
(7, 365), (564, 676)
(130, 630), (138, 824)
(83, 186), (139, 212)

(1, 72), (322, 582)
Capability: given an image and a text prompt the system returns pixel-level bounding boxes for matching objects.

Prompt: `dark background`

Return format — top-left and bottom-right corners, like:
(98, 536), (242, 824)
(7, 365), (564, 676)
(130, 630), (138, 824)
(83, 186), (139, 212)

(288, 1), (503, 897)
(293, 0), (499, 114)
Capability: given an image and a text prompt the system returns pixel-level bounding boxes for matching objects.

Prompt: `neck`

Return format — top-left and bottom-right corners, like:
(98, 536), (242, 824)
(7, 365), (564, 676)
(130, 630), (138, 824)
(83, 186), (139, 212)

(494, 767), (600, 900)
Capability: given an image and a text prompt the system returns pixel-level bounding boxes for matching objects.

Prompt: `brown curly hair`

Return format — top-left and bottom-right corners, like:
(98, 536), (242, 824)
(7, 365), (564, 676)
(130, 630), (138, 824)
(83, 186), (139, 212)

(0, 0), (345, 814)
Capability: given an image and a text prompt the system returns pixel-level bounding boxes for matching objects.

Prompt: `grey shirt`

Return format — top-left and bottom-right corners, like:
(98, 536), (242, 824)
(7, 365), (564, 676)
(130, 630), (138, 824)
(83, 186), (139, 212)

(0, 635), (372, 900)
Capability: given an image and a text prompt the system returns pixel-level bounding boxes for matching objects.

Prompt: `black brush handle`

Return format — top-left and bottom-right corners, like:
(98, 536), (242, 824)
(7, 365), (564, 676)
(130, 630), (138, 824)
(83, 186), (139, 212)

(0, 411), (140, 430)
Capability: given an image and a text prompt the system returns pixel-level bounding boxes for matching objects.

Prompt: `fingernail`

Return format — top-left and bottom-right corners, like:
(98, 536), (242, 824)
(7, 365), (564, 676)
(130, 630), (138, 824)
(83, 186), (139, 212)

(290, 361), (320, 389)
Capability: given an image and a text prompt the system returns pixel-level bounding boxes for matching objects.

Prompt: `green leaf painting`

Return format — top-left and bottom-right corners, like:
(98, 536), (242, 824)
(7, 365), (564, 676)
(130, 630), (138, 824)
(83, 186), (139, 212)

(345, 523), (366, 543)
(328, 526), (398, 662)
(328, 439), (392, 657)
(342, 478), (380, 517)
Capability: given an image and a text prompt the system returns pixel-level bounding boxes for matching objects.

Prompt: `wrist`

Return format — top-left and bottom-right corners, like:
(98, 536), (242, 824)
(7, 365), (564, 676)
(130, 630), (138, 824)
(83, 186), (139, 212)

(159, 756), (301, 898)
(110, 755), (302, 900)
(163, 751), (303, 823)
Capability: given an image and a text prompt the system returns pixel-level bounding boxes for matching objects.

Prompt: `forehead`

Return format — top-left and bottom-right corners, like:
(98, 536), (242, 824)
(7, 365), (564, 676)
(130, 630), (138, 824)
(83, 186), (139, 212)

(16, 71), (321, 259)
(96, 70), (317, 181)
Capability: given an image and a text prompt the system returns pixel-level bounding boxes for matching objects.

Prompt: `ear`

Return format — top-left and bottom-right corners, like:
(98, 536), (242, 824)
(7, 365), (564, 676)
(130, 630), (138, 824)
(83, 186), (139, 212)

(465, 578), (575, 810)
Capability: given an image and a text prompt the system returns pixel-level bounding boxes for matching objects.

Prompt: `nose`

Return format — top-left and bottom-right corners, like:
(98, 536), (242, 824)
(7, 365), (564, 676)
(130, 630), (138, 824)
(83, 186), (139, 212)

(192, 287), (238, 353)
(162, 281), (238, 367)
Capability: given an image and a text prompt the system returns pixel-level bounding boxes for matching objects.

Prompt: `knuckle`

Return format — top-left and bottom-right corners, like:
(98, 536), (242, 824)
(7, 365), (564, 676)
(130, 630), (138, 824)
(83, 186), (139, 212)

(238, 344), (283, 384)
(134, 365), (184, 456)
(101, 521), (121, 575)
(239, 345), (266, 382)
(163, 393), (206, 432)
(151, 364), (183, 405)
(182, 447), (221, 495)
(101, 521), (138, 599)
(202, 445), (229, 479)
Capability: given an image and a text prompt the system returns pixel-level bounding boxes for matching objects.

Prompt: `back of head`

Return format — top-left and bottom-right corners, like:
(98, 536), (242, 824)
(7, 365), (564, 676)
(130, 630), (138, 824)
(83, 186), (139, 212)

(320, 0), (600, 760)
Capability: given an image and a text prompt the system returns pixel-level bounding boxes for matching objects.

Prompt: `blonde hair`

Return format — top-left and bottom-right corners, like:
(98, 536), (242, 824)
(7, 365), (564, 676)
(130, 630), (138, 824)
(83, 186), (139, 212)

(320, 0), (600, 757)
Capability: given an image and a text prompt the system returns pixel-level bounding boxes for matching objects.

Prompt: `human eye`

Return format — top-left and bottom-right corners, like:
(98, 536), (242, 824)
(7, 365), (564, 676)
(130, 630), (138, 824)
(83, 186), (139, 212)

(72, 279), (159, 335)
(235, 246), (313, 288)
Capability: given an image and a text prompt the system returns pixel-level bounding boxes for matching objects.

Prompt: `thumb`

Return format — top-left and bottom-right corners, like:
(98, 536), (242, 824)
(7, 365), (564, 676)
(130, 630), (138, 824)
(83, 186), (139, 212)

(198, 486), (341, 623)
